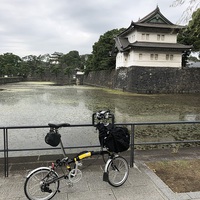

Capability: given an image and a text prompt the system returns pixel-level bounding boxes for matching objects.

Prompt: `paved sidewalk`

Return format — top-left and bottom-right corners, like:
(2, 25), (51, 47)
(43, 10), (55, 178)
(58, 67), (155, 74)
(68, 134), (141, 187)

(1, 147), (200, 200)
(1, 161), (200, 200)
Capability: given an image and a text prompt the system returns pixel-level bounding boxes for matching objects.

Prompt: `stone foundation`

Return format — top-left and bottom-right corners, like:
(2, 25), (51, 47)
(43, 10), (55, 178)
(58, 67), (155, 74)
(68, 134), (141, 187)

(84, 66), (200, 94)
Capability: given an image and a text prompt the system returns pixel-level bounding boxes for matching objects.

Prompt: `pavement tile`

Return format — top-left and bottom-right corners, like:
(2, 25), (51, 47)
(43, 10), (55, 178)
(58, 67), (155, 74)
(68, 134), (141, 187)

(175, 193), (192, 200)
(68, 189), (115, 200)
(112, 184), (166, 200)
(187, 192), (200, 199)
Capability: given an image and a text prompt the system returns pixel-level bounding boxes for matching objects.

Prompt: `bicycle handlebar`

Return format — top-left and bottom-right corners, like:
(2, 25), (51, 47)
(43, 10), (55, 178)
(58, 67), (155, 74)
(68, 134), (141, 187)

(92, 110), (115, 126)
(48, 110), (114, 129)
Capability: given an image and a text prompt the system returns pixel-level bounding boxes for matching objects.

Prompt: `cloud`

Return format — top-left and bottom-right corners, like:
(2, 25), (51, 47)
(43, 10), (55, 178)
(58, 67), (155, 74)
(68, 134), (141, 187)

(0, 0), (191, 57)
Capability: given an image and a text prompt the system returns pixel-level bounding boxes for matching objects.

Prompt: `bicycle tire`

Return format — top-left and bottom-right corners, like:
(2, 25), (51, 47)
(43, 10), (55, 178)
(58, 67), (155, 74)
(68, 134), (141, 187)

(106, 156), (129, 187)
(24, 167), (59, 200)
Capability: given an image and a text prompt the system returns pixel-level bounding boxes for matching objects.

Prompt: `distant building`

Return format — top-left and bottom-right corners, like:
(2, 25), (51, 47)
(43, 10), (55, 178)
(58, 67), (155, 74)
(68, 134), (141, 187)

(114, 6), (192, 69)
(50, 52), (63, 64)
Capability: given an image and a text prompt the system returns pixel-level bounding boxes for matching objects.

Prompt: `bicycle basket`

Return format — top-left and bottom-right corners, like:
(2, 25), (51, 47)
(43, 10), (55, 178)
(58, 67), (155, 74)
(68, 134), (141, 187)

(45, 131), (61, 147)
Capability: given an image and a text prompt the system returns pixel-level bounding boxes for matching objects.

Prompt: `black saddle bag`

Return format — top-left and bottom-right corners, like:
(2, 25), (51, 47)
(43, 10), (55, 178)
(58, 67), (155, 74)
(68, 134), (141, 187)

(45, 131), (61, 147)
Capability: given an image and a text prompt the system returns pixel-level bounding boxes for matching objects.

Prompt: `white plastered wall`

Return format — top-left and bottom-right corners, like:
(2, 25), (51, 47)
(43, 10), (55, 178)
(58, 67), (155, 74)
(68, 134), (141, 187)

(116, 50), (182, 69)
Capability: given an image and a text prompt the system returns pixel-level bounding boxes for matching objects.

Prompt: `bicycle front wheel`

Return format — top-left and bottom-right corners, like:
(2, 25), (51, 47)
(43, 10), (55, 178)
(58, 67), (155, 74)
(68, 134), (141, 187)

(106, 156), (129, 187)
(24, 167), (59, 200)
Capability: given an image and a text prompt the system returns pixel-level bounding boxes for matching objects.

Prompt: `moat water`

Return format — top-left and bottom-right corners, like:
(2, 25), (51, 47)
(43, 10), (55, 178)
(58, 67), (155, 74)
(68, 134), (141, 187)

(0, 82), (200, 157)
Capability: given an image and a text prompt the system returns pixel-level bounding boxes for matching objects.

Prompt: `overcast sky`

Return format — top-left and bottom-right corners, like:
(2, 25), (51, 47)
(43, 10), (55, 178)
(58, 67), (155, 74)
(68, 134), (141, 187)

(0, 0), (190, 57)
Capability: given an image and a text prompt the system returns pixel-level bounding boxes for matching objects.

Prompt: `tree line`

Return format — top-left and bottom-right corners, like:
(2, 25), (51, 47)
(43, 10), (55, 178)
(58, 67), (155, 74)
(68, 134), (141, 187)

(0, 51), (87, 78)
(0, 7), (199, 78)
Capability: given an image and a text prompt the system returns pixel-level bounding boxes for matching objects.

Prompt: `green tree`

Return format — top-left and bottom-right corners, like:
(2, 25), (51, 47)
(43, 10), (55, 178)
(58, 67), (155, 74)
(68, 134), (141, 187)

(22, 55), (42, 76)
(61, 51), (82, 68)
(0, 55), (4, 76)
(85, 28), (125, 72)
(0, 53), (22, 77)
(59, 50), (83, 76)
(19, 61), (30, 77)
(178, 8), (200, 57)
(21, 54), (51, 78)
(84, 54), (94, 74)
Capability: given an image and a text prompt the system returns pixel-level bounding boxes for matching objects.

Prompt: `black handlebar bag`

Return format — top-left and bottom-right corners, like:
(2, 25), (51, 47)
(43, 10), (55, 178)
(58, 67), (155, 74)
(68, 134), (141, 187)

(96, 123), (130, 153)
(105, 127), (130, 153)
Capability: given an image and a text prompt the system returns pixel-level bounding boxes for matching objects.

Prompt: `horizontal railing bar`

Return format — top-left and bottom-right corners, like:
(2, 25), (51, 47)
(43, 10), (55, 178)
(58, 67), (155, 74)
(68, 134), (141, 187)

(0, 124), (93, 129)
(0, 120), (200, 130)
(135, 140), (200, 146)
(1, 140), (200, 153)
(1, 145), (101, 152)
(116, 121), (200, 126)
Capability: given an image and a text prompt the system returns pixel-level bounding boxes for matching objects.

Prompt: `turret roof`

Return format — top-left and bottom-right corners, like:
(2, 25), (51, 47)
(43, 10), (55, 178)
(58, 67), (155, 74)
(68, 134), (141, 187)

(118, 6), (185, 37)
(114, 6), (191, 52)
(137, 6), (173, 25)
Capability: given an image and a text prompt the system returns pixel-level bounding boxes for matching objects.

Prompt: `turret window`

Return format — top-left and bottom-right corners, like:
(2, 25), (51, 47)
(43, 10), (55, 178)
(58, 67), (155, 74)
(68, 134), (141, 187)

(142, 33), (150, 40)
(157, 34), (165, 41)
(166, 54), (174, 60)
(150, 54), (159, 60)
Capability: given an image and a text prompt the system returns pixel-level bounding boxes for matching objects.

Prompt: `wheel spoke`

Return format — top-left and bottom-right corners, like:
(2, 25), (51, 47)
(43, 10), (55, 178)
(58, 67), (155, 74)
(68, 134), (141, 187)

(106, 156), (129, 187)
(24, 168), (59, 200)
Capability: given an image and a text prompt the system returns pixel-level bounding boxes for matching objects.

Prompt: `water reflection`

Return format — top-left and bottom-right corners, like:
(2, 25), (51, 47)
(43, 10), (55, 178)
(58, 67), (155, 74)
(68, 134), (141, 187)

(0, 82), (200, 156)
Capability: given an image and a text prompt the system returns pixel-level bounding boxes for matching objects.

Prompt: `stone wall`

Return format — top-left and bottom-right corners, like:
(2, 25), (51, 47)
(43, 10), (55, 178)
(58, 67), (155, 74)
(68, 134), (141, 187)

(83, 66), (200, 94)
(0, 77), (24, 85)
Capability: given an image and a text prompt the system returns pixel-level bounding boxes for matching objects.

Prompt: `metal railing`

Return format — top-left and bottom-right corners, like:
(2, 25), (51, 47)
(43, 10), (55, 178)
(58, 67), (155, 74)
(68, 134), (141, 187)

(1, 121), (200, 177)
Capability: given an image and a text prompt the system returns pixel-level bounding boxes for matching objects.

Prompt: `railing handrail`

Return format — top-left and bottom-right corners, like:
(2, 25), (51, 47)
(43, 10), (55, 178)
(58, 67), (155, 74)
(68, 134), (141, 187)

(1, 120), (200, 129)
(1, 120), (200, 177)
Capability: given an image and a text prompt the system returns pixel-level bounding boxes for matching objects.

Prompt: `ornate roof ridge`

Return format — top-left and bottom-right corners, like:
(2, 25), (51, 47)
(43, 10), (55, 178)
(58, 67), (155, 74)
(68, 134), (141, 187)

(137, 6), (174, 25)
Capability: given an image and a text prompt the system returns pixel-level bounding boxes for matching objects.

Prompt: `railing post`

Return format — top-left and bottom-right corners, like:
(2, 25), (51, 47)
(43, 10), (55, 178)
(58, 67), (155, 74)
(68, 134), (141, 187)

(130, 124), (135, 168)
(3, 128), (9, 177)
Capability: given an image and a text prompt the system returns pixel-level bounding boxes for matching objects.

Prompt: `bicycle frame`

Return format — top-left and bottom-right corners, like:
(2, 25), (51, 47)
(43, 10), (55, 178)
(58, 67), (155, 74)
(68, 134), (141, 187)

(24, 110), (129, 200)
(33, 136), (113, 183)
(24, 111), (129, 200)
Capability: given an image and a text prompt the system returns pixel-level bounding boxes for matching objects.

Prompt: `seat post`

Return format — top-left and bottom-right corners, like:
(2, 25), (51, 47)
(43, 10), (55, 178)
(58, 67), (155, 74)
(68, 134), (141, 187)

(60, 139), (67, 157)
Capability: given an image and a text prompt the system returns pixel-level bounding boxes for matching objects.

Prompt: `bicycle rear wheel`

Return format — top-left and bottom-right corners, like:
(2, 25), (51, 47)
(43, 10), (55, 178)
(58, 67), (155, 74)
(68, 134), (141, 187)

(106, 156), (129, 187)
(24, 167), (59, 200)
